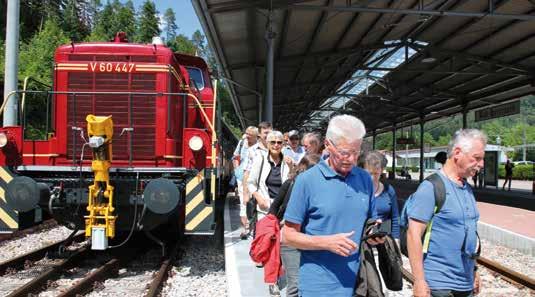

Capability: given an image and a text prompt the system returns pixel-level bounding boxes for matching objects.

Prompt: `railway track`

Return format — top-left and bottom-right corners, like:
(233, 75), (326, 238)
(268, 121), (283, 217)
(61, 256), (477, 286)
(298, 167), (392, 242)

(400, 256), (535, 291)
(144, 241), (181, 297)
(1, 237), (182, 297)
(0, 219), (58, 242)
(0, 232), (85, 275)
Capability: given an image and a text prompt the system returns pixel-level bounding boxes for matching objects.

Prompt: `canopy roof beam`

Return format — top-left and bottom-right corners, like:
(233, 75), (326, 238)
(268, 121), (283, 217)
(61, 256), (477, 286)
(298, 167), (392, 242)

(288, 4), (535, 21)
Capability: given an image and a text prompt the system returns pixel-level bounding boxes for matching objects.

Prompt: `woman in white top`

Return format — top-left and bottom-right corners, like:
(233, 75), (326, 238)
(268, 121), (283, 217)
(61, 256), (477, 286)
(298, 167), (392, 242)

(247, 131), (290, 217)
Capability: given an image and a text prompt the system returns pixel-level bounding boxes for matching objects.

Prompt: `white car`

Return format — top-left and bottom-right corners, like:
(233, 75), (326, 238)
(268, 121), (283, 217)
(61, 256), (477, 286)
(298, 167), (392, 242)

(512, 161), (534, 166)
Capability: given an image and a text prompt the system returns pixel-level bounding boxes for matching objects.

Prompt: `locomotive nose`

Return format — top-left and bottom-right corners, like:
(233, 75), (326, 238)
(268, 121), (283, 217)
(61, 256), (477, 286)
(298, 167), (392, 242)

(6, 176), (49, 212)
(143, 178), (180, 215)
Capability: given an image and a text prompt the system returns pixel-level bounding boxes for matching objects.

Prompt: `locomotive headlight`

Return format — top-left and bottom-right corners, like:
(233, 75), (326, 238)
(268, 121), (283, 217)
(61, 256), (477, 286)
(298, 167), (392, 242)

(0, 132), (8, 148)
(188, 136), (203, 151)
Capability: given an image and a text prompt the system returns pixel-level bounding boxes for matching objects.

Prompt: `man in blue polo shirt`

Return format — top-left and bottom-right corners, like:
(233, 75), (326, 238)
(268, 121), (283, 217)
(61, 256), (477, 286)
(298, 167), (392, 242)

(282, 115), (383, 297)
(407, 129), (485, 297)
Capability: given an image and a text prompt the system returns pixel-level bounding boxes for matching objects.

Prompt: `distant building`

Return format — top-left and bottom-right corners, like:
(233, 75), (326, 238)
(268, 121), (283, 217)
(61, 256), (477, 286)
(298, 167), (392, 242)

(382, 144), (513, 171)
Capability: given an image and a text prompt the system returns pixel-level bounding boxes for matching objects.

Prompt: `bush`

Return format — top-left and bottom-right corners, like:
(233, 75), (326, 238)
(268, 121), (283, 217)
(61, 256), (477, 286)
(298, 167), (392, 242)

(498, 164), (534, 180)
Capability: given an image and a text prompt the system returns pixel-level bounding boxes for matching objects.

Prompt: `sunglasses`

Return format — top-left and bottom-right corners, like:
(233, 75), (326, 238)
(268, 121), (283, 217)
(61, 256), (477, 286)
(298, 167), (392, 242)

(269, 140), (283, 145)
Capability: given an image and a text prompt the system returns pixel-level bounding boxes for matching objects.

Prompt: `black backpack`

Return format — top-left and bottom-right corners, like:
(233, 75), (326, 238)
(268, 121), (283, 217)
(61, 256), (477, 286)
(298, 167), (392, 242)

(399, 173), (446, 257)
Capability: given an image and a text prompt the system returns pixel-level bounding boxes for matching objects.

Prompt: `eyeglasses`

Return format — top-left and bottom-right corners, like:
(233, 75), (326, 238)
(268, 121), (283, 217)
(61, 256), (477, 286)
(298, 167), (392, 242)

(269, 141), (283, 145)
(289, 137), (299, 141)
(327, 138), (360, 159)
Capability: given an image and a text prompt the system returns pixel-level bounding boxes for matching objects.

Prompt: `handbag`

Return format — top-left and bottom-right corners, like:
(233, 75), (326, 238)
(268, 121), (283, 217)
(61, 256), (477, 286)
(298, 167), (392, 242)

(377, 235), (403, 291)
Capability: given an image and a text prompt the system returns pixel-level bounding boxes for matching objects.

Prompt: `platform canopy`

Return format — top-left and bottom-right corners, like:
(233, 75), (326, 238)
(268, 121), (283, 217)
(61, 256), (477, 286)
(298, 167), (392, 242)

(192, 0), (535, 133)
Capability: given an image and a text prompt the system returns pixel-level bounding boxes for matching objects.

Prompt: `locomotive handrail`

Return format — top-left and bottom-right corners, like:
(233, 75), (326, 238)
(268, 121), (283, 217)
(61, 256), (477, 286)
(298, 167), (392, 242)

(21, 76), (52, 117)
(2, 90), (216, 137)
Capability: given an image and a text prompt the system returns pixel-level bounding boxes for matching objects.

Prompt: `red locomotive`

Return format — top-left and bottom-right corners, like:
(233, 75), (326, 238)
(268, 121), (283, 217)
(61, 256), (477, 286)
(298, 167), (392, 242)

(0, 33), (227, 250)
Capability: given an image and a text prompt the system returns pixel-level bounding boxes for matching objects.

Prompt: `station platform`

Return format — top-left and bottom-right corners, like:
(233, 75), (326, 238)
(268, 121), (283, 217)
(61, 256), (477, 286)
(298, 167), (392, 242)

(224, 195), (287, 297)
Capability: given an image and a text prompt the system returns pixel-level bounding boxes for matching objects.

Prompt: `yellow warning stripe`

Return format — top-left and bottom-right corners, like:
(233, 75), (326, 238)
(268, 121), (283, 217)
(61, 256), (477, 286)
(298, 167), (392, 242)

(0, 187), (5, 203)
(0, 167), (13, 184)
(135, 64), (168, 68)
(56, 67), (89, 71)
(57, 63), (89, 67)
(135, 68), (169, 72)
(186, 207), (212, 231)
(185, 191), (204, 216)
(186, 173), (204, 192)
(163, 155), (183, 159)
(0, 207), (17, 229)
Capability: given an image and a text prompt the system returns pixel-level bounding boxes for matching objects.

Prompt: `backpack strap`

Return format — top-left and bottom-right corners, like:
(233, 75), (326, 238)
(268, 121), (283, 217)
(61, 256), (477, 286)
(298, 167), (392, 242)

(422, 173), (446, 254)
(256, 154), (265, 192)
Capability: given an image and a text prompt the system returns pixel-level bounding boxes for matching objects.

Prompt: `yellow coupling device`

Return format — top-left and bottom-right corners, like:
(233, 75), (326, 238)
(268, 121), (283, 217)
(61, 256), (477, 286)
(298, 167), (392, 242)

(84, 115), (116, 245)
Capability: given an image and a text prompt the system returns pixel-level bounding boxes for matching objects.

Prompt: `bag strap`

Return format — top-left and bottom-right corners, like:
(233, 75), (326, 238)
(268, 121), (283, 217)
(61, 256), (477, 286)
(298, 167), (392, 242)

(422, 173), (446, 253)
(425, 173), (446, 213)
(256, 154), (265, 192)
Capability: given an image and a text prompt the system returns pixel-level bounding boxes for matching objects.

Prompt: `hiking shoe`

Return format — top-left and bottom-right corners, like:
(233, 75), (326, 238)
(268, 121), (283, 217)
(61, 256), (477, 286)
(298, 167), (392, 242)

(269, 284), (281, 297)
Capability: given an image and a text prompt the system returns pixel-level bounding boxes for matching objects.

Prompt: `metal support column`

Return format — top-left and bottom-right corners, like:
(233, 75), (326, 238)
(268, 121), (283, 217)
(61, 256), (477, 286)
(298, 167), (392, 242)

(3, 0), (21, 126)
(391, 123), (396, 179)
(264, 13), (276, 123)
(372, 130), (376, 150)
(419, 116), (425, 182)
(461, 100), (468, 129)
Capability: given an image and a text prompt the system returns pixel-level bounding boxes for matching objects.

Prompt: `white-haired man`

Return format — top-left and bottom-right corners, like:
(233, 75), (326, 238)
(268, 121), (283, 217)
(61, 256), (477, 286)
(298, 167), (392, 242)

(232, 126), (258, 239)
(282, 114), (383, 297)
(407, 129), (485, 297)
(302, 132), (321, 155)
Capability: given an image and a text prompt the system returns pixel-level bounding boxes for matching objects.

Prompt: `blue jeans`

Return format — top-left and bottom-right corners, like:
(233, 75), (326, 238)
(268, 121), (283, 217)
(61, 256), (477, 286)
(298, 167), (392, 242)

(431, 290), (473, 297)
(280, 245), (300, 297)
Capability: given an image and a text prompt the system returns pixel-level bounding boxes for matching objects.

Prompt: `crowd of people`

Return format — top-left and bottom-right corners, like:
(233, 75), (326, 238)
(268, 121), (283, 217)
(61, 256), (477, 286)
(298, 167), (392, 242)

(231, 115), (485, 297)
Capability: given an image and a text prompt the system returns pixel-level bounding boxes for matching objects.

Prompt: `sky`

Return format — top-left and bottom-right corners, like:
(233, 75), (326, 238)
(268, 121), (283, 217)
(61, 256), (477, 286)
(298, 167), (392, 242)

(129, 0), (203, 39)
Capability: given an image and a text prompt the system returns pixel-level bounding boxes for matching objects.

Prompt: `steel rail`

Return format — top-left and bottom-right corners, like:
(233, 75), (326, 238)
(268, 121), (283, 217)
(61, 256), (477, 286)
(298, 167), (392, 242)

(400, 256), (535, 290)
(477, 256), (535, 290)
(0, 232), (85, 275)
(144, 242), (180, 297)
(56, 257), (122, 297)
(6, 246), (90, 297)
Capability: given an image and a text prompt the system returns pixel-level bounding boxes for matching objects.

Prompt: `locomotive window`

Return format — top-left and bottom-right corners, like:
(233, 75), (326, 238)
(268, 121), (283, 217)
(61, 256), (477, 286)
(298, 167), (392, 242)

(186, 67), (204, 91)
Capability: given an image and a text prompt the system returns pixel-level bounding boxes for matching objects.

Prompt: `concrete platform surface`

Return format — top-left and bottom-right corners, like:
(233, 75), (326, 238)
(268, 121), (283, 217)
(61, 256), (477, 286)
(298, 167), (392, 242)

(224, 196), (287, 297)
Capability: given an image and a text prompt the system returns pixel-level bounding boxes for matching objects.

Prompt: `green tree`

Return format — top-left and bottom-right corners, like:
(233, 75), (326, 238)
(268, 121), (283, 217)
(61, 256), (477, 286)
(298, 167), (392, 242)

(136, 0), (160, 43)
(19, 18), (69, 85)
(162, 8), (178, 42)
(87, 0), (113, 41)
(84, 0), (102, 31)
(168, 34), (196, 55)
(114, 0), (136, 40)
(0, 40), (4, 79)
(18, 18), (69, 139)
(191, 29), (206, 56)
(63, 0), (89, 41)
